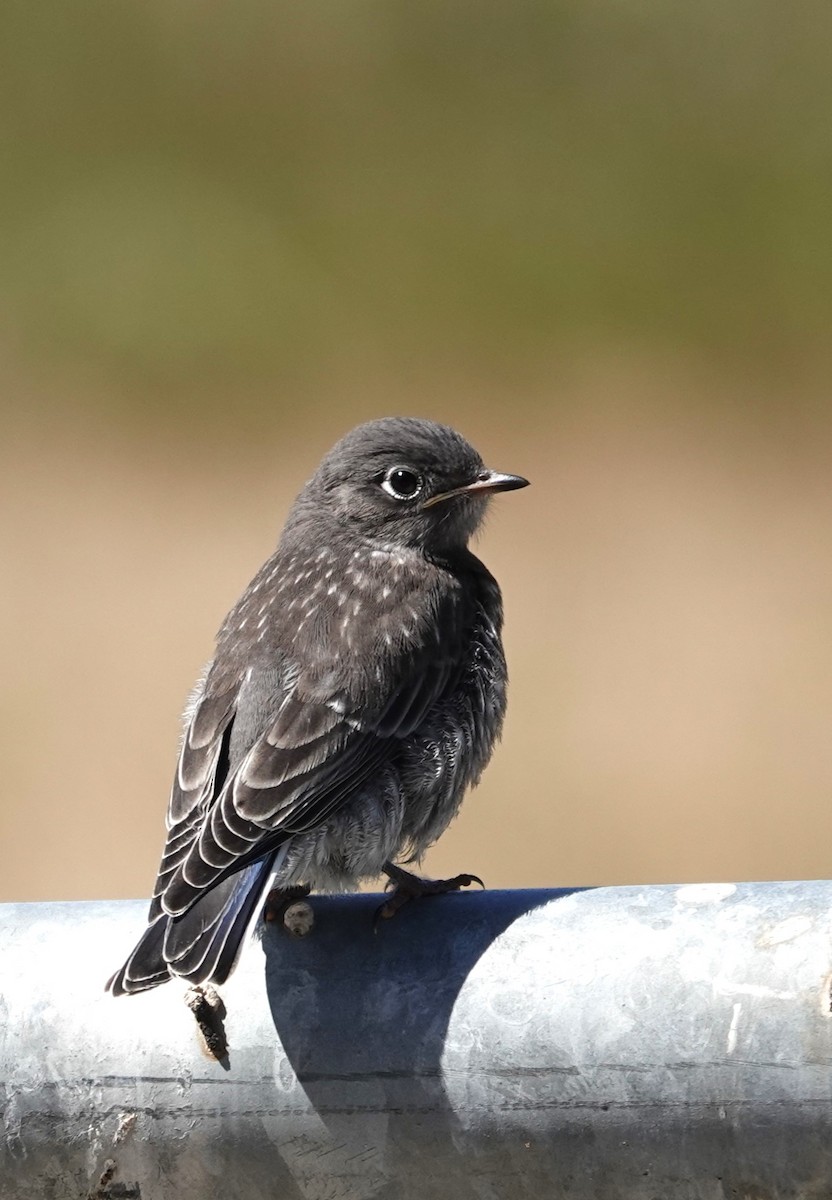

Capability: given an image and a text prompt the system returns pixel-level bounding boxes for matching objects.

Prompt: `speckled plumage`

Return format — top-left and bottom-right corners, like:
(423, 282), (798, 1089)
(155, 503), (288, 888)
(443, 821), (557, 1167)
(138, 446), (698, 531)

(108, 417), (527, 995)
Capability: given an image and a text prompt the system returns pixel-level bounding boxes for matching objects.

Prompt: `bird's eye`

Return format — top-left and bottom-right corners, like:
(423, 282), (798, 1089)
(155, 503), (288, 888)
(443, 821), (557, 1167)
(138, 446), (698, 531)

(381, 466), (424, 501)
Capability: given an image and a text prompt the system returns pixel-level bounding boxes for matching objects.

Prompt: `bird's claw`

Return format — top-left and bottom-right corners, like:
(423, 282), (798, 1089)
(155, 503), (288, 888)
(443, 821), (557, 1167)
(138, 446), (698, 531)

(374, 865), (485, 929)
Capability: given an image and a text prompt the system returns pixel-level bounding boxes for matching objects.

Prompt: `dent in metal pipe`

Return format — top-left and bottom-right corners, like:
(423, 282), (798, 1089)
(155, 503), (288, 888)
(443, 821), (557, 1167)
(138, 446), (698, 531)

(2, 882), (832, 1199)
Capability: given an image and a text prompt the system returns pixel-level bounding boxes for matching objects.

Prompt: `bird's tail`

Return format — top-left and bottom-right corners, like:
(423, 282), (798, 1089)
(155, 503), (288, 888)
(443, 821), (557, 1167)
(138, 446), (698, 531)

(107, 855), (276, 996)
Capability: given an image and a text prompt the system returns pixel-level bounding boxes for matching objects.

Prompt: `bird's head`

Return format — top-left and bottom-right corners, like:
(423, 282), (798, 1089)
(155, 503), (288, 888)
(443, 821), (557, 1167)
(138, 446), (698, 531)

(293, 417), (528, 554)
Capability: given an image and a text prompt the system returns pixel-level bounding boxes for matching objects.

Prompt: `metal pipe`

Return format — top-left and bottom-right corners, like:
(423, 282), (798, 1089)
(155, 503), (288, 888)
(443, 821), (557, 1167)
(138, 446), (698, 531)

(2, 882), (832, 1199)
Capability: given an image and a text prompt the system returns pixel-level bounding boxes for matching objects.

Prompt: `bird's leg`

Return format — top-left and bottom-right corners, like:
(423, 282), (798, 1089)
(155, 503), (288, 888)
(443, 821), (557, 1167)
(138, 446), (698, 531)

(376, 862), (484, 923)
(263, 884), (314, 936)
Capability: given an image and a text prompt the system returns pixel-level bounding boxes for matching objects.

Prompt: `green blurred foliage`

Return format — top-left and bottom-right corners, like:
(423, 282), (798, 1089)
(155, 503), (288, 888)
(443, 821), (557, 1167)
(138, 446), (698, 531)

(1, 0), (830, 418)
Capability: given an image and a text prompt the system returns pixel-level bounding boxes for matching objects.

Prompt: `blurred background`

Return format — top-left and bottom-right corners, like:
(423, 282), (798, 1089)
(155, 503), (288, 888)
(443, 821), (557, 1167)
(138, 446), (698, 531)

(2, 0), (832, 903)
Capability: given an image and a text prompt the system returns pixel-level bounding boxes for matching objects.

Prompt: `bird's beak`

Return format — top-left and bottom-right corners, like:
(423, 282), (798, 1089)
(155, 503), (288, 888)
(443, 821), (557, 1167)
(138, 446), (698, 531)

(422, 469), (530, 509)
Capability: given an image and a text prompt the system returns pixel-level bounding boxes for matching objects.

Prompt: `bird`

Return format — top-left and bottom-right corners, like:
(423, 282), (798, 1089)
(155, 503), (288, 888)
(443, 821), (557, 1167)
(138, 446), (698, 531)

(107, 417), (528, 996)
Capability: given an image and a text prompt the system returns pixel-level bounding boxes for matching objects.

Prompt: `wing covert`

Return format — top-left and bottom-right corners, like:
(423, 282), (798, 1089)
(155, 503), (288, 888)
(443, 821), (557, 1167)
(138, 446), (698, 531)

(155, 570), (472, 919)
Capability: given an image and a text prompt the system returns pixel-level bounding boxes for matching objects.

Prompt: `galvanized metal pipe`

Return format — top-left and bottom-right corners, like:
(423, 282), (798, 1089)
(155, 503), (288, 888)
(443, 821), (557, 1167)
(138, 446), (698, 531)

(2, 882), (832, 1199)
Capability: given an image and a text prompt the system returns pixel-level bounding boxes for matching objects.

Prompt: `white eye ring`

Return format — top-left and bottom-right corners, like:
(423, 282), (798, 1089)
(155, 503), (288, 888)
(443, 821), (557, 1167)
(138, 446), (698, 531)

(381, 466), (424, 501)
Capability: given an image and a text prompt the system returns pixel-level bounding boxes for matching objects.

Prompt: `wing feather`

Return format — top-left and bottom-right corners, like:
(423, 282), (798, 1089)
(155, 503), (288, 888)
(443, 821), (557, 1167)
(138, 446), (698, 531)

(168, 687), (237, 825)
(162, 589), (467, 915)
(109, 556), (477, 993)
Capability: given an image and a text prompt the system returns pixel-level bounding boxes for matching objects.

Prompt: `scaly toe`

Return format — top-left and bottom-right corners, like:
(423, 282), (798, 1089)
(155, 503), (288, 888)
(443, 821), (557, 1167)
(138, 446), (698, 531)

(374, 866), (486, 929)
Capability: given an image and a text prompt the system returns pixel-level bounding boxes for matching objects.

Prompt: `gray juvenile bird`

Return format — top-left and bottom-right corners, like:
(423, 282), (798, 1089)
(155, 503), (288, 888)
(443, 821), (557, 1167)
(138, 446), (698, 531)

(108, 417), (528, 996)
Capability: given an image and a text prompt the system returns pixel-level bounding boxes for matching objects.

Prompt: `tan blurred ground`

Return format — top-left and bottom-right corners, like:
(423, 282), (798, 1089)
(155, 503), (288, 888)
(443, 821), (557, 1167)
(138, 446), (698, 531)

(3, 359), (832, 902)
(2, 1), (832, 901)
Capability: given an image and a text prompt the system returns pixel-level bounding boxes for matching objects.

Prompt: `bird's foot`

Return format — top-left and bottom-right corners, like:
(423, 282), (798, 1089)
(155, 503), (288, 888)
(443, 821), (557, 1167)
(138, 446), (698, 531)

(263, 885), (314, 936)
(375, 863), (484, 925)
